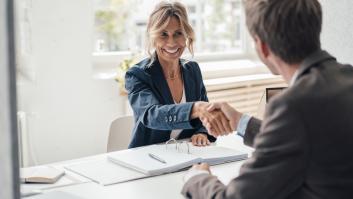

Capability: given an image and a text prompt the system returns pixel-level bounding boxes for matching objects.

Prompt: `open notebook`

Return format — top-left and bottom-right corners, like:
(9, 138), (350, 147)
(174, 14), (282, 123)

(107, 143), (248, 176)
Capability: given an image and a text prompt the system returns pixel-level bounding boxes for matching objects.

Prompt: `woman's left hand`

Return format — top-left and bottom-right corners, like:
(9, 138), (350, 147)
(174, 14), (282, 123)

(191, 133), (210, 146)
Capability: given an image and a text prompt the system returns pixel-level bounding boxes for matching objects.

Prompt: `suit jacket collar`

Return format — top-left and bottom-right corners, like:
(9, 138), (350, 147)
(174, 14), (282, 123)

(149, 57), (193, 104)
(292, 50), (336, 85)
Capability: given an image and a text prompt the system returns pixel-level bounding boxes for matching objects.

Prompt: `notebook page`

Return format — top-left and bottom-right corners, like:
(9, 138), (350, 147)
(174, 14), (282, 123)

(179, 144), (248, 165)
(107, 144), (201, 176)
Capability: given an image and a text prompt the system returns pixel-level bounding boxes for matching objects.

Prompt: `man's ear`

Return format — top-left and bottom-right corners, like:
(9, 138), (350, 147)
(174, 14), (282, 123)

(254, 36), (270, 58)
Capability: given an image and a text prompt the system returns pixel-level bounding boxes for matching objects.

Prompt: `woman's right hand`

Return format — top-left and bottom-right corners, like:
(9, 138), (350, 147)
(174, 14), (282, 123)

(191, 102), (233, 137)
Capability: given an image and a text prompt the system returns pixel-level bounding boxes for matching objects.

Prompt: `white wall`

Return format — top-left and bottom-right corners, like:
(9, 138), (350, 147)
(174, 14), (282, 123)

(321, 0), (353, 64)
(17, 0), (127, 165)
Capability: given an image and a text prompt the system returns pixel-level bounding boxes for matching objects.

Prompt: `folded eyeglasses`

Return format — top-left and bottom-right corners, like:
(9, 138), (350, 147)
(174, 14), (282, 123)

(165, 138), (190, 154)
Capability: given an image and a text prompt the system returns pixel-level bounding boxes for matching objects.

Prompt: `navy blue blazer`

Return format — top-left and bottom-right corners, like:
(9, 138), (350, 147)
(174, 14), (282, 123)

(125, 57), (215, 148)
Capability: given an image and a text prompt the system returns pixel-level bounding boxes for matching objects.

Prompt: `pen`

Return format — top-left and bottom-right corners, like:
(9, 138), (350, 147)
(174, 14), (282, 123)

(148, 153), (167, 164)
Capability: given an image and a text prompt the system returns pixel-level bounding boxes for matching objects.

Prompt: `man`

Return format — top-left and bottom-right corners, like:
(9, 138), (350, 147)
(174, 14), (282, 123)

(181, 0), (353, 198)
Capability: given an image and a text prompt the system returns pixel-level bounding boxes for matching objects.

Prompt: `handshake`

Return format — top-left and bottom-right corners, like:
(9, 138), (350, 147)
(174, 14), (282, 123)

(191, 101), (243, 137)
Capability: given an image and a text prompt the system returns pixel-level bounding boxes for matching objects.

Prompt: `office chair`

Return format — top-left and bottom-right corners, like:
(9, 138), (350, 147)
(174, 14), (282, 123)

(107, 115), (134, 152)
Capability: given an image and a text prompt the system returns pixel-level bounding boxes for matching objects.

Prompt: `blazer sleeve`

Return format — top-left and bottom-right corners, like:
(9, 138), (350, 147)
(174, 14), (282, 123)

(125, 68), (199, 131)
(182, 97), (308, 199)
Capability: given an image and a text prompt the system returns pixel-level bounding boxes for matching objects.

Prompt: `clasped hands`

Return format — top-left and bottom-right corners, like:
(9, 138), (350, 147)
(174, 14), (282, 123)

(188, 101), (242, 175)
(192, 101), (242, 138)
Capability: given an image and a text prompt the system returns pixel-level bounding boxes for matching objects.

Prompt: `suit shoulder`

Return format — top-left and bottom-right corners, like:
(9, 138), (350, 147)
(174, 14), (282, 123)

(126, 58), (153, 77)
(181, 59), (199, 68)
(181, 59), (202, 74)
(125, 58), (155, 86)
(128, 58), (150, 72)
(271, 66), (334, 112)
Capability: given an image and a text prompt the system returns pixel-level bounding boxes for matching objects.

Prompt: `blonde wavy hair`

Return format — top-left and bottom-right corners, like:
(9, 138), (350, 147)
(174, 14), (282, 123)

(146, 1), (195, 65)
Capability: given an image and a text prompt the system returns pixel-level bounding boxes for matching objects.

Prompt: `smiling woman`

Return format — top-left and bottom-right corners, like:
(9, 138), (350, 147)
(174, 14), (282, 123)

(124, 1), (232, 148)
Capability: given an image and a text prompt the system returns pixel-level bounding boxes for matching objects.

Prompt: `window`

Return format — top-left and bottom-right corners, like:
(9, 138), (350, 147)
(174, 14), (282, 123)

(93, 0), (249, 57)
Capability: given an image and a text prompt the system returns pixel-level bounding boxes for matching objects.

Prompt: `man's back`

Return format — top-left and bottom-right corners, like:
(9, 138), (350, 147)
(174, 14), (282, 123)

(181, 0), (353, 198)
(282, 51), (353, 198)
(182, 51), (353, 199)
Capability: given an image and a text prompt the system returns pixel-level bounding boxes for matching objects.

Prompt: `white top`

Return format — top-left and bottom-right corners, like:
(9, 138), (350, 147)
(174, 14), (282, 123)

(170, 86), (186, 139)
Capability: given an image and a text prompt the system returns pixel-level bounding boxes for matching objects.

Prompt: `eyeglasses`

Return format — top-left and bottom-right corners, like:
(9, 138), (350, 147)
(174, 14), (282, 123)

(165, 138), (190, 154)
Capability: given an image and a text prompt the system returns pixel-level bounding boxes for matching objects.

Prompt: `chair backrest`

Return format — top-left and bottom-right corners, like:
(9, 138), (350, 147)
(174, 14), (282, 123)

(107, 115), (134, 152)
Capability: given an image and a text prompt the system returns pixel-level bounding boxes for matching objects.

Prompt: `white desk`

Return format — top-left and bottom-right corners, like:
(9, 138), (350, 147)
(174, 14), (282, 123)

(23, 134), (252, 199)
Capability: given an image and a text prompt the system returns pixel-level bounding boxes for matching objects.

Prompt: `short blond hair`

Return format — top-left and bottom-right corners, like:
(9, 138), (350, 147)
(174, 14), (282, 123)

(146, 1), (195, 64)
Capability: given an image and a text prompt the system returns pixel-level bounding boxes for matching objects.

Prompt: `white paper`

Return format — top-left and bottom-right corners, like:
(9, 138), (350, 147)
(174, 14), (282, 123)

(64, 159), (147, 186)
(27, 191), (84, 199)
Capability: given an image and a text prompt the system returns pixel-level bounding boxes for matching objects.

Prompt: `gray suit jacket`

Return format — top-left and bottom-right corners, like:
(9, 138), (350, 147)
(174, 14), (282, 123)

(182, 50), (353, 199)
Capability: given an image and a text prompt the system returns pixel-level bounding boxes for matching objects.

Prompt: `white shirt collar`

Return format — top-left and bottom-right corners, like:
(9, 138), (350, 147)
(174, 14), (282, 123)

(289, 69), (300, 87)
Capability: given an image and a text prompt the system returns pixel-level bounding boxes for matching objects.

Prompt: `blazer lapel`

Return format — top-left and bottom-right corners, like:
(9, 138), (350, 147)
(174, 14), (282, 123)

(181, 60), (195, 102)
(150, 60), (174, 104)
